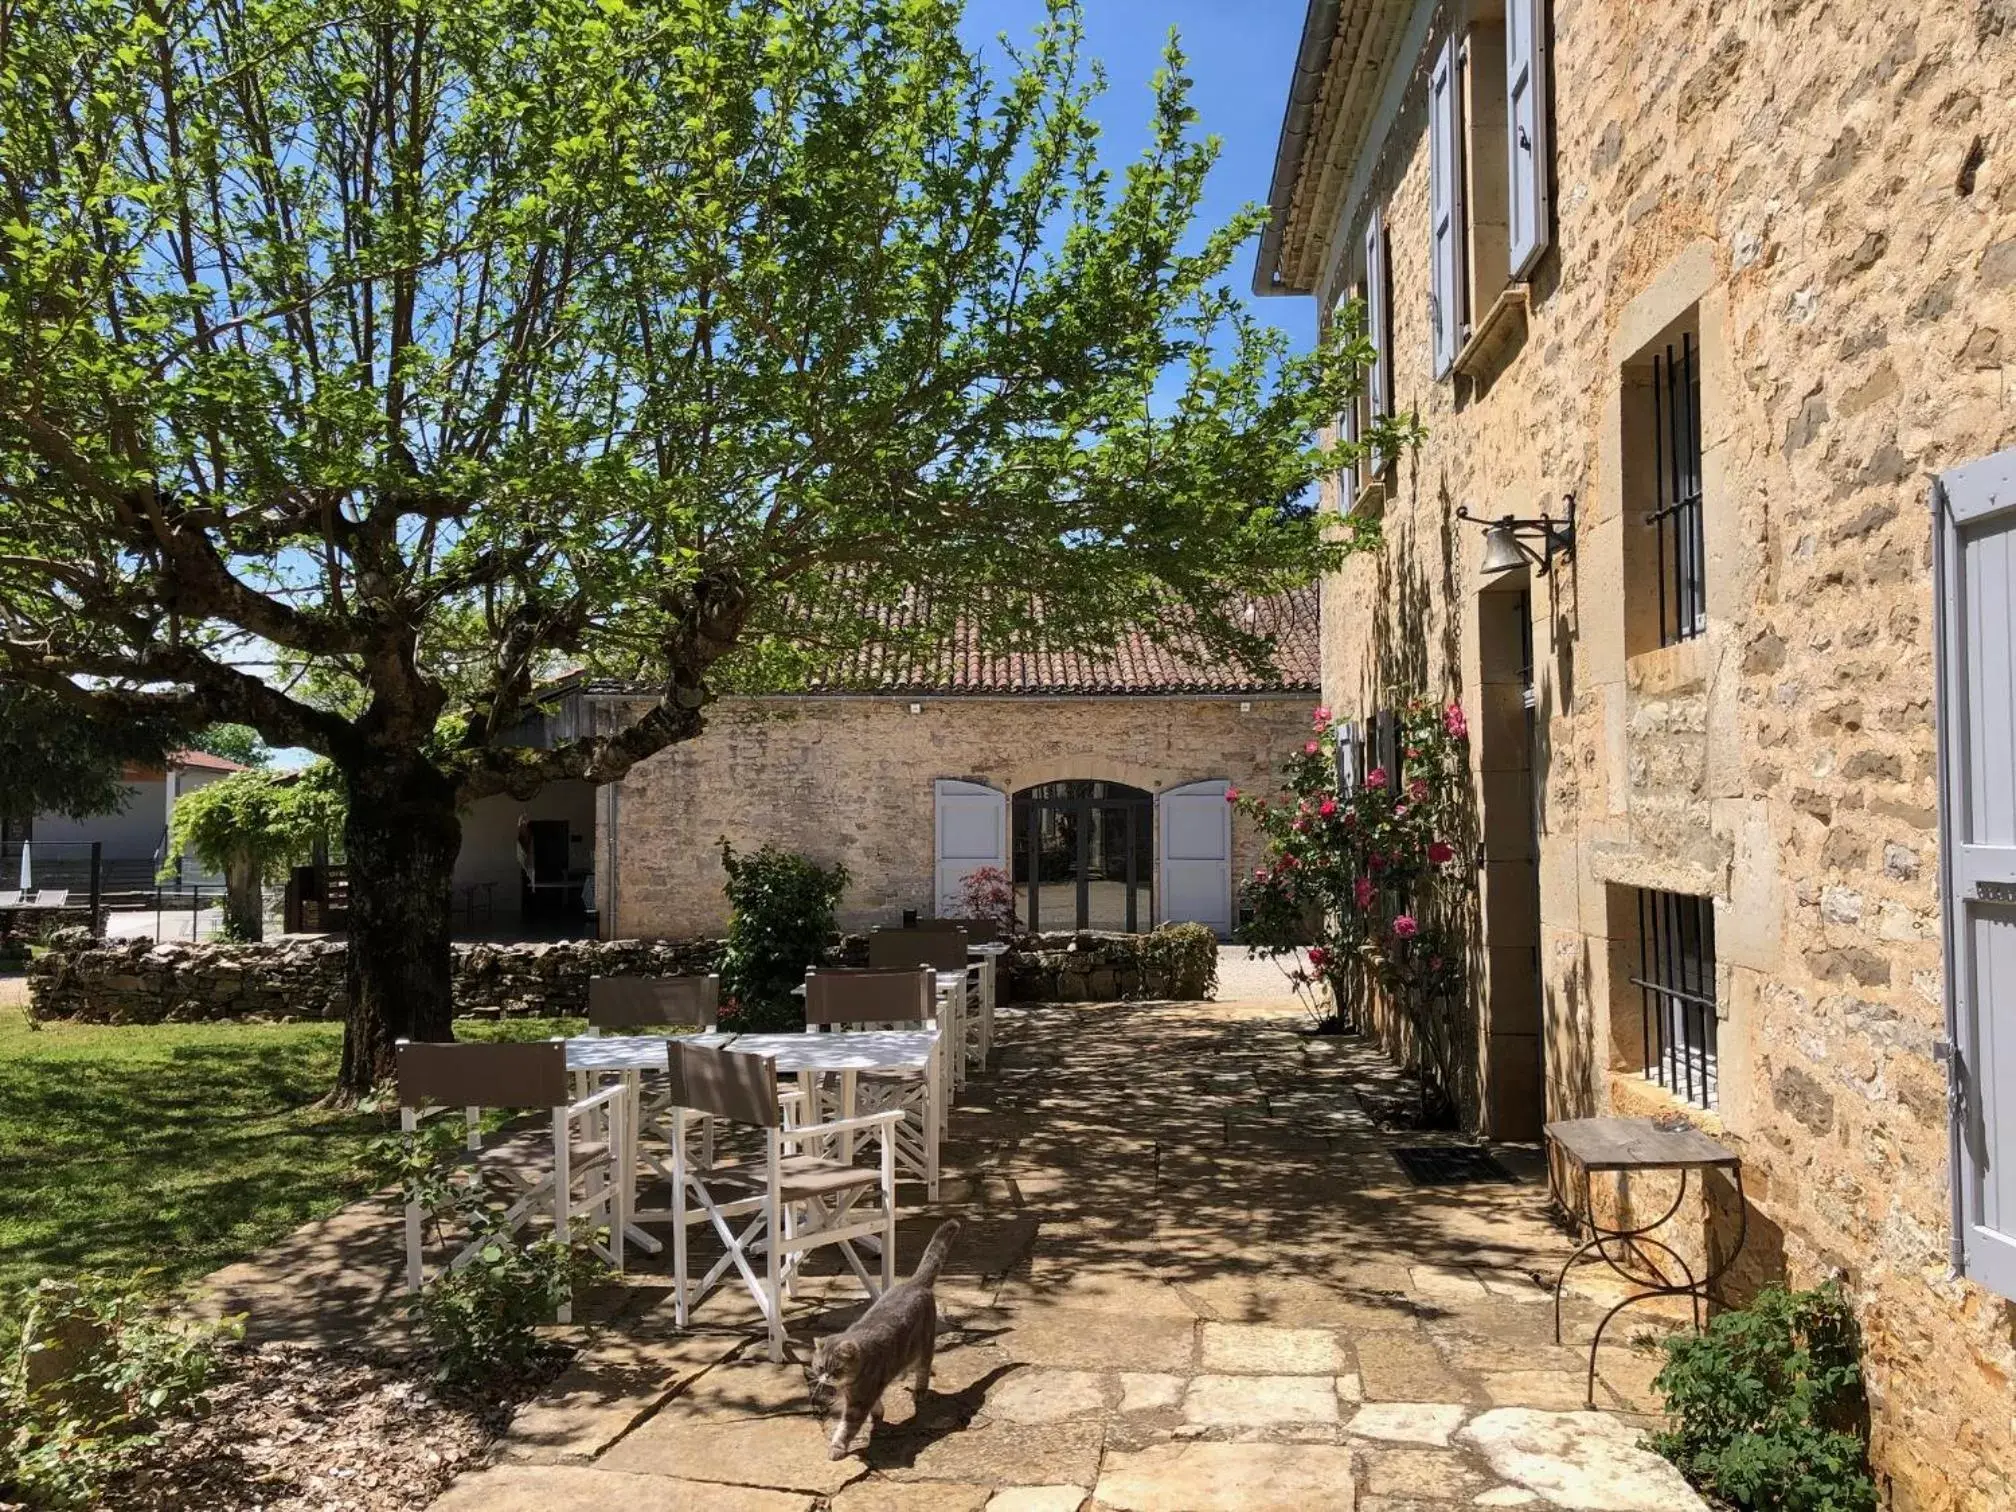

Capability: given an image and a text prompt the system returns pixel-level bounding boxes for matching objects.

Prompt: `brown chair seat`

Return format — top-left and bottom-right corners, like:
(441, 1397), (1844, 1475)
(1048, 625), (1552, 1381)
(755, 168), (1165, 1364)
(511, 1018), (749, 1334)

(697, 1153), (883, 1202)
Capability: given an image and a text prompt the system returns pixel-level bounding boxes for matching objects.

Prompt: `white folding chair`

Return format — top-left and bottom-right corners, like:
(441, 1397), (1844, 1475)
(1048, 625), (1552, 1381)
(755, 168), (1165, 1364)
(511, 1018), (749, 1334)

(803, 967), (941, 1190)
(394, 1040), (627, 1324)
(668, 1041), (900, 1361)
(867, 928), (977, 1084)
(584, 973), (720, 1159)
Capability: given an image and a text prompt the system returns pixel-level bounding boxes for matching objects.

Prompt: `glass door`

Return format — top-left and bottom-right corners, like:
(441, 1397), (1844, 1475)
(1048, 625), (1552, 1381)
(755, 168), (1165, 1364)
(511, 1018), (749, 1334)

(1012, 781), (1153, 932)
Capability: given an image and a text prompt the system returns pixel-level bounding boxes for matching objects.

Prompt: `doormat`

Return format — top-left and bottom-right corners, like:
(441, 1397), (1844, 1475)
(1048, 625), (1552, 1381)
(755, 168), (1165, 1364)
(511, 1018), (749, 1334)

(1390, 1145), (1519, 1186)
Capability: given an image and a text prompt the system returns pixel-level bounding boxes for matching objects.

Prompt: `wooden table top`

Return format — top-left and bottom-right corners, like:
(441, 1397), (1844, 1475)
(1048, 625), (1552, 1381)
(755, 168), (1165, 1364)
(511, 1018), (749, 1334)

(1543, 1115), (1738, 1172)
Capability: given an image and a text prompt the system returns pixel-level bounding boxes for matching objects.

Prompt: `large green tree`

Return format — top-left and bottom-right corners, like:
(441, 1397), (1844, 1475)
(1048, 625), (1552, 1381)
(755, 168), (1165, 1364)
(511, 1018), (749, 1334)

(0, 0), (1386, 1094)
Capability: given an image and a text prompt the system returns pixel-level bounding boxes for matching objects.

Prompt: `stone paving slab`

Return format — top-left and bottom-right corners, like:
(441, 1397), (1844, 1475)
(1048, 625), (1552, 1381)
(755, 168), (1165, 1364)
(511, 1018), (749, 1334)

(1093, 1441), (1358, 1512)
(426, 1464), (814, 1511)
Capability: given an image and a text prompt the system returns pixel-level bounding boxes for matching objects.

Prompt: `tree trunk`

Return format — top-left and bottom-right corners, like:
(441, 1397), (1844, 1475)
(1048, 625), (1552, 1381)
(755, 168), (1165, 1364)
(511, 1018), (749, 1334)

(334, 757), (461, 1099)
(223, 852), (264, 942)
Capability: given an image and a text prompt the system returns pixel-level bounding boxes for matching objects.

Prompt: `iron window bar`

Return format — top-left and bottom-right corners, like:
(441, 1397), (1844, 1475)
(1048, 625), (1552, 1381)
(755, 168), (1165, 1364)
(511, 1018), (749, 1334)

(1633, 888), (1718, 1109)
(1648, 332), (1706, 647)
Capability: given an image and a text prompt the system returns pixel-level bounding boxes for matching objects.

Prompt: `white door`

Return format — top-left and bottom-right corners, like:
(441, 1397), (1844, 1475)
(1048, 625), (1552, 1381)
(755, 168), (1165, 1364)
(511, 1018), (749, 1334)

(1938, 443), (2016, 1301)
(1159, 780), (1232, 936)
(933, 779), (1007, 917)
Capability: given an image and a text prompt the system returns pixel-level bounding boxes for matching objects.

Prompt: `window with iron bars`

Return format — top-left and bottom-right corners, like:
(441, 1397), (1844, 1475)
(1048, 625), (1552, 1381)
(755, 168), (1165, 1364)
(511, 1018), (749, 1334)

(1634, 888), (1718, 1109)
(1648, 332), (1705, 645)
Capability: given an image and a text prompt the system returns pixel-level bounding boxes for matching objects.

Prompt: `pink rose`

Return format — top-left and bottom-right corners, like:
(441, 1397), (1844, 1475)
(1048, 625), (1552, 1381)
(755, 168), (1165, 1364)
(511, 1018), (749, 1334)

(1312, 706), (1332, 725)
(1408, 777), (1429, 801)
(1292, 818), (1308, 833)
(1225, 786), (1240, 803)
(1393, 804), (1409, 819)
(1318, 798), (1337, 818)
(1353, 877), (1374, 908)
(1365, 766), (1388, 789)
(1406, 746), (1422, 760)
(1307, 945), (1331, 969)
(1392, 914), (1419, 939)
(1278, 854), (1298, 871)
(1428, 840), (1455, 865)
(1304, 740), (1321, 755)
(1254, 866), (1269, 882)
(1444, 703), (1468, 739)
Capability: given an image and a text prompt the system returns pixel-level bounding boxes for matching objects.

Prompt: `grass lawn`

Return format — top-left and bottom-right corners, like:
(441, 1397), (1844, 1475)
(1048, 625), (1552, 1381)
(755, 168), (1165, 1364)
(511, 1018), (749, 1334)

(0, 1006), (581, 1294)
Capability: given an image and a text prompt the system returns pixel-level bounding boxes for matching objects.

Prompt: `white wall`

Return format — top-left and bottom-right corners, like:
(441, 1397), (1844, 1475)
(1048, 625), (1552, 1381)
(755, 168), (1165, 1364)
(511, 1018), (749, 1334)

(33, 778), (169, 861)
(453, 782), (595, 920)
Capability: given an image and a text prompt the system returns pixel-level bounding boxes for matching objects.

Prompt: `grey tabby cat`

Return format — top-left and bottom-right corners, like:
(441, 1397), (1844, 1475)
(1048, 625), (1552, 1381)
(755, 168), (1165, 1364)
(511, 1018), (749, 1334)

(811, 1219), (961, 1459)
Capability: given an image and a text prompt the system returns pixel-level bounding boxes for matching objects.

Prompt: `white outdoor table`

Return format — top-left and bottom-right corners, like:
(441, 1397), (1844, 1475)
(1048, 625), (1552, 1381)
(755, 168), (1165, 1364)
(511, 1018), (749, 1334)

(791, 970), (967, 1086)
(563, 1035), (680, 1252)
(731, 1028), (945, 1201)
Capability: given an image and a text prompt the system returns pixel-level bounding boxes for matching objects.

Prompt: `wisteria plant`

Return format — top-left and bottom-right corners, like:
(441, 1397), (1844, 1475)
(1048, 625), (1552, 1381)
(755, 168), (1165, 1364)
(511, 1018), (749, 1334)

(1235, 699), (1473, 1113)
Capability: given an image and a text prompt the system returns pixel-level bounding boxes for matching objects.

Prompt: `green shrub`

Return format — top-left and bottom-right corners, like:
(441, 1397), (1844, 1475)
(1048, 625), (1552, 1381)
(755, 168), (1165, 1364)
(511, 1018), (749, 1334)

(0, 1272), (239, 1509)
(1651, 1281), (1878, 1512)
(372, 1115), (605, 1388)
(1143, 922), (1220, 999)
(717, 841), (849, 1030)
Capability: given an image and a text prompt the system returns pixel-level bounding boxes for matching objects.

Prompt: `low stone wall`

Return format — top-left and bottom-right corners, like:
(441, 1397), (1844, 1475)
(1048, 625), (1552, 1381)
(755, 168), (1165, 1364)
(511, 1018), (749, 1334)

(1005, 926), (1218, 1003)
(27, 934), (732, 1024)
(26, 926), (1211, 1023)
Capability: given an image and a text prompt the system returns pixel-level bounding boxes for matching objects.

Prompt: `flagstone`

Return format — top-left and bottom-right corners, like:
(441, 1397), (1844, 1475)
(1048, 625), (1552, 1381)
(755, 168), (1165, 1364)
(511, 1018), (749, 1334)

(1458, 1409), (1709, 1510)
(991, 1306), (1196, 1373)
(983, 1487), (1090, 1512)
(1362, 1447), (1496, 1499)
(984, 1368), (1109, 1424)
(598, 1409), (863, 1497)
(1355, 1330), (1474, 1403)
(830, 1480), (992, 1511)
(425, 1465), (813, 1511)
(1094, 1442), (1358, 1512)
(1346, 1402), (1473, 1446)
(1182, 1373), (1341, 1428)
(878, 1420), (1105, 1487)
(1117, 1371), (1187, 1414)
(1198, 1321), (1347, 1374)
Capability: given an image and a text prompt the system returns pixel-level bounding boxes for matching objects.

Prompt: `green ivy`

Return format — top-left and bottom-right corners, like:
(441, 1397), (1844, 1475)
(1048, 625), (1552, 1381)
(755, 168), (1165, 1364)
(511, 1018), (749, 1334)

(1650, 1281), (1879, 1512)
(717, 842), (850, 1031)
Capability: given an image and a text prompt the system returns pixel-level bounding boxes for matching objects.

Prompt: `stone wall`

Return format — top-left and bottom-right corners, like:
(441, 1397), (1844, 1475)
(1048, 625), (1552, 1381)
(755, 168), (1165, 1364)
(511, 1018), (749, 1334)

(595, 693), (1307, 938)
(28, 935), (725, 1024)
(1293, 1), (2015, 1504)
(26, 930), (1198, 1022)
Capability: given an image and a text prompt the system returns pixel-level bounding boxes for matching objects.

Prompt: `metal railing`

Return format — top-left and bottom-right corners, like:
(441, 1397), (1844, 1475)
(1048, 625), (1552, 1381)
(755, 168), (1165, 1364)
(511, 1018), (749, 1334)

(1633, 888), (1718, 1109)
(1648, 331), (1706, 646)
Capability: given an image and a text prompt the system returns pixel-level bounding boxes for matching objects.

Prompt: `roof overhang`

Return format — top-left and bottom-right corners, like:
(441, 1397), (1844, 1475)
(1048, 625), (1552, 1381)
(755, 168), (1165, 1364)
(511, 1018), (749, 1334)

(1252, 0), (1423, 299)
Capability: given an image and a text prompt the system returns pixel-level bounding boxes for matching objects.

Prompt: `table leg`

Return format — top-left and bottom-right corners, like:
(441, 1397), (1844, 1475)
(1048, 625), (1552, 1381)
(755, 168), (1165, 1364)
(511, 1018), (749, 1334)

(621, 1069), (663, 1255)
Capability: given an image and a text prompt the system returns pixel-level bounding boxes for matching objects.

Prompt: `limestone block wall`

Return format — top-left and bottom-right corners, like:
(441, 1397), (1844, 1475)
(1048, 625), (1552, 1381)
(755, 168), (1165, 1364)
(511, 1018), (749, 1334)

(599, 694), (1311, 939)
(1303, 1), (2016, 1503)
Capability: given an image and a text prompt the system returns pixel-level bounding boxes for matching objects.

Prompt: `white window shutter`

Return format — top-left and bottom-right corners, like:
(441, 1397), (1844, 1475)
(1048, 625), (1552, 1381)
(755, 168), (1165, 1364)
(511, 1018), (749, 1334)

(1428, 36), (1466, 378)
(1363, 208), (1389, 427)
(1506, 0), (1550, 277)
(1335, 290), (1358, 510)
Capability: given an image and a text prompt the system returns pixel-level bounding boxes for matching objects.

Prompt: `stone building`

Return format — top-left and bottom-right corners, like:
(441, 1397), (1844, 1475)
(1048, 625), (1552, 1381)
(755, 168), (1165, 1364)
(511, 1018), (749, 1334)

(1254, 0), (2015, 1504)
(452, 592), (1319, 941)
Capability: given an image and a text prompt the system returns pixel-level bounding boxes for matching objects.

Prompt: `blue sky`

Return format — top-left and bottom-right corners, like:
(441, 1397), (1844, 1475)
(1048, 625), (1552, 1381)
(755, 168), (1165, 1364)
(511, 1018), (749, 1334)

(961, 1), (1317, 354)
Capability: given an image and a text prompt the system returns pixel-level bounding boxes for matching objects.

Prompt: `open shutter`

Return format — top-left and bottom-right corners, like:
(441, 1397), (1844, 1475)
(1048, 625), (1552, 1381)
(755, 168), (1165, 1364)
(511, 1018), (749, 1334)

(1335, 289), (1359, 510)
(1939, 444), (2016, 1301)
(1364, 208), (1390, 428)
(1506, 0), (1550, 276)
(933, 779), (1006, 917)
(1428, 35), (1466, 378)
(1160, 780), (1232, 937)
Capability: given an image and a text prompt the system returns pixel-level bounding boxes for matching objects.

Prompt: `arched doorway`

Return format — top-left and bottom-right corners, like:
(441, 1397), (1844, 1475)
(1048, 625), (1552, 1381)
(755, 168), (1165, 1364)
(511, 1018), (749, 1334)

(1012, 780), (1153, 933)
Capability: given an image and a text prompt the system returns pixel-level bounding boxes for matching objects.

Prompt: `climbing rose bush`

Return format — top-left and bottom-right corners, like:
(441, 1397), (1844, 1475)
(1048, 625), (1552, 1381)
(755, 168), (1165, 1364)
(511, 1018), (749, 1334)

(1236, 698), (1470, 1037)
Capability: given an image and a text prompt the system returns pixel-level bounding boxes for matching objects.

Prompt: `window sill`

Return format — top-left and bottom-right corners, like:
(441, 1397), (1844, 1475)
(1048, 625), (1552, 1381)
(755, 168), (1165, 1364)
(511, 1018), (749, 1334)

(1606, 1069), (1727, 1136)
(1454, 283), (1531, 381)
(1346, 477), (1388, 520)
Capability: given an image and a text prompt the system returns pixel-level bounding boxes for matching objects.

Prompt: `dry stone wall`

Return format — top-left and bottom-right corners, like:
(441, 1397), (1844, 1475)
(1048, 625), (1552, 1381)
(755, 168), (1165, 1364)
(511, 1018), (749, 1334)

(1301, 1), (2015, 1504)
(25, 930), (1200, 1023)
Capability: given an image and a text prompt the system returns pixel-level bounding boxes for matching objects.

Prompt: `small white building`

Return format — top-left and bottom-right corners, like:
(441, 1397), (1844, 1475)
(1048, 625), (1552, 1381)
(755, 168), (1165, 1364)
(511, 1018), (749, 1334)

(5, 750), (246, 890)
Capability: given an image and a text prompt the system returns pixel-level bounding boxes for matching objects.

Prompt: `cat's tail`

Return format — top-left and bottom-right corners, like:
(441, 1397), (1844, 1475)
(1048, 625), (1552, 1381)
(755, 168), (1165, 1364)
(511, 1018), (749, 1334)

(912, 1219), (961, 1286)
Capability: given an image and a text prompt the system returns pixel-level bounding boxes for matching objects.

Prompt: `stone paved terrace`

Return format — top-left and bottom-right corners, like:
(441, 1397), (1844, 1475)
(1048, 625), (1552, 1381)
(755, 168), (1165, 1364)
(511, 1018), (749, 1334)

(206, 994), (1707, 1511)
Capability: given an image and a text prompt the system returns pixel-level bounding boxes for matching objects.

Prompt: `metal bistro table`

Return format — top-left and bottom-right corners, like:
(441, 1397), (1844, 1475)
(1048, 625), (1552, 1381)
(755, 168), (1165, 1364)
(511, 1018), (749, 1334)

(1544, 1115), (1746, 1406)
